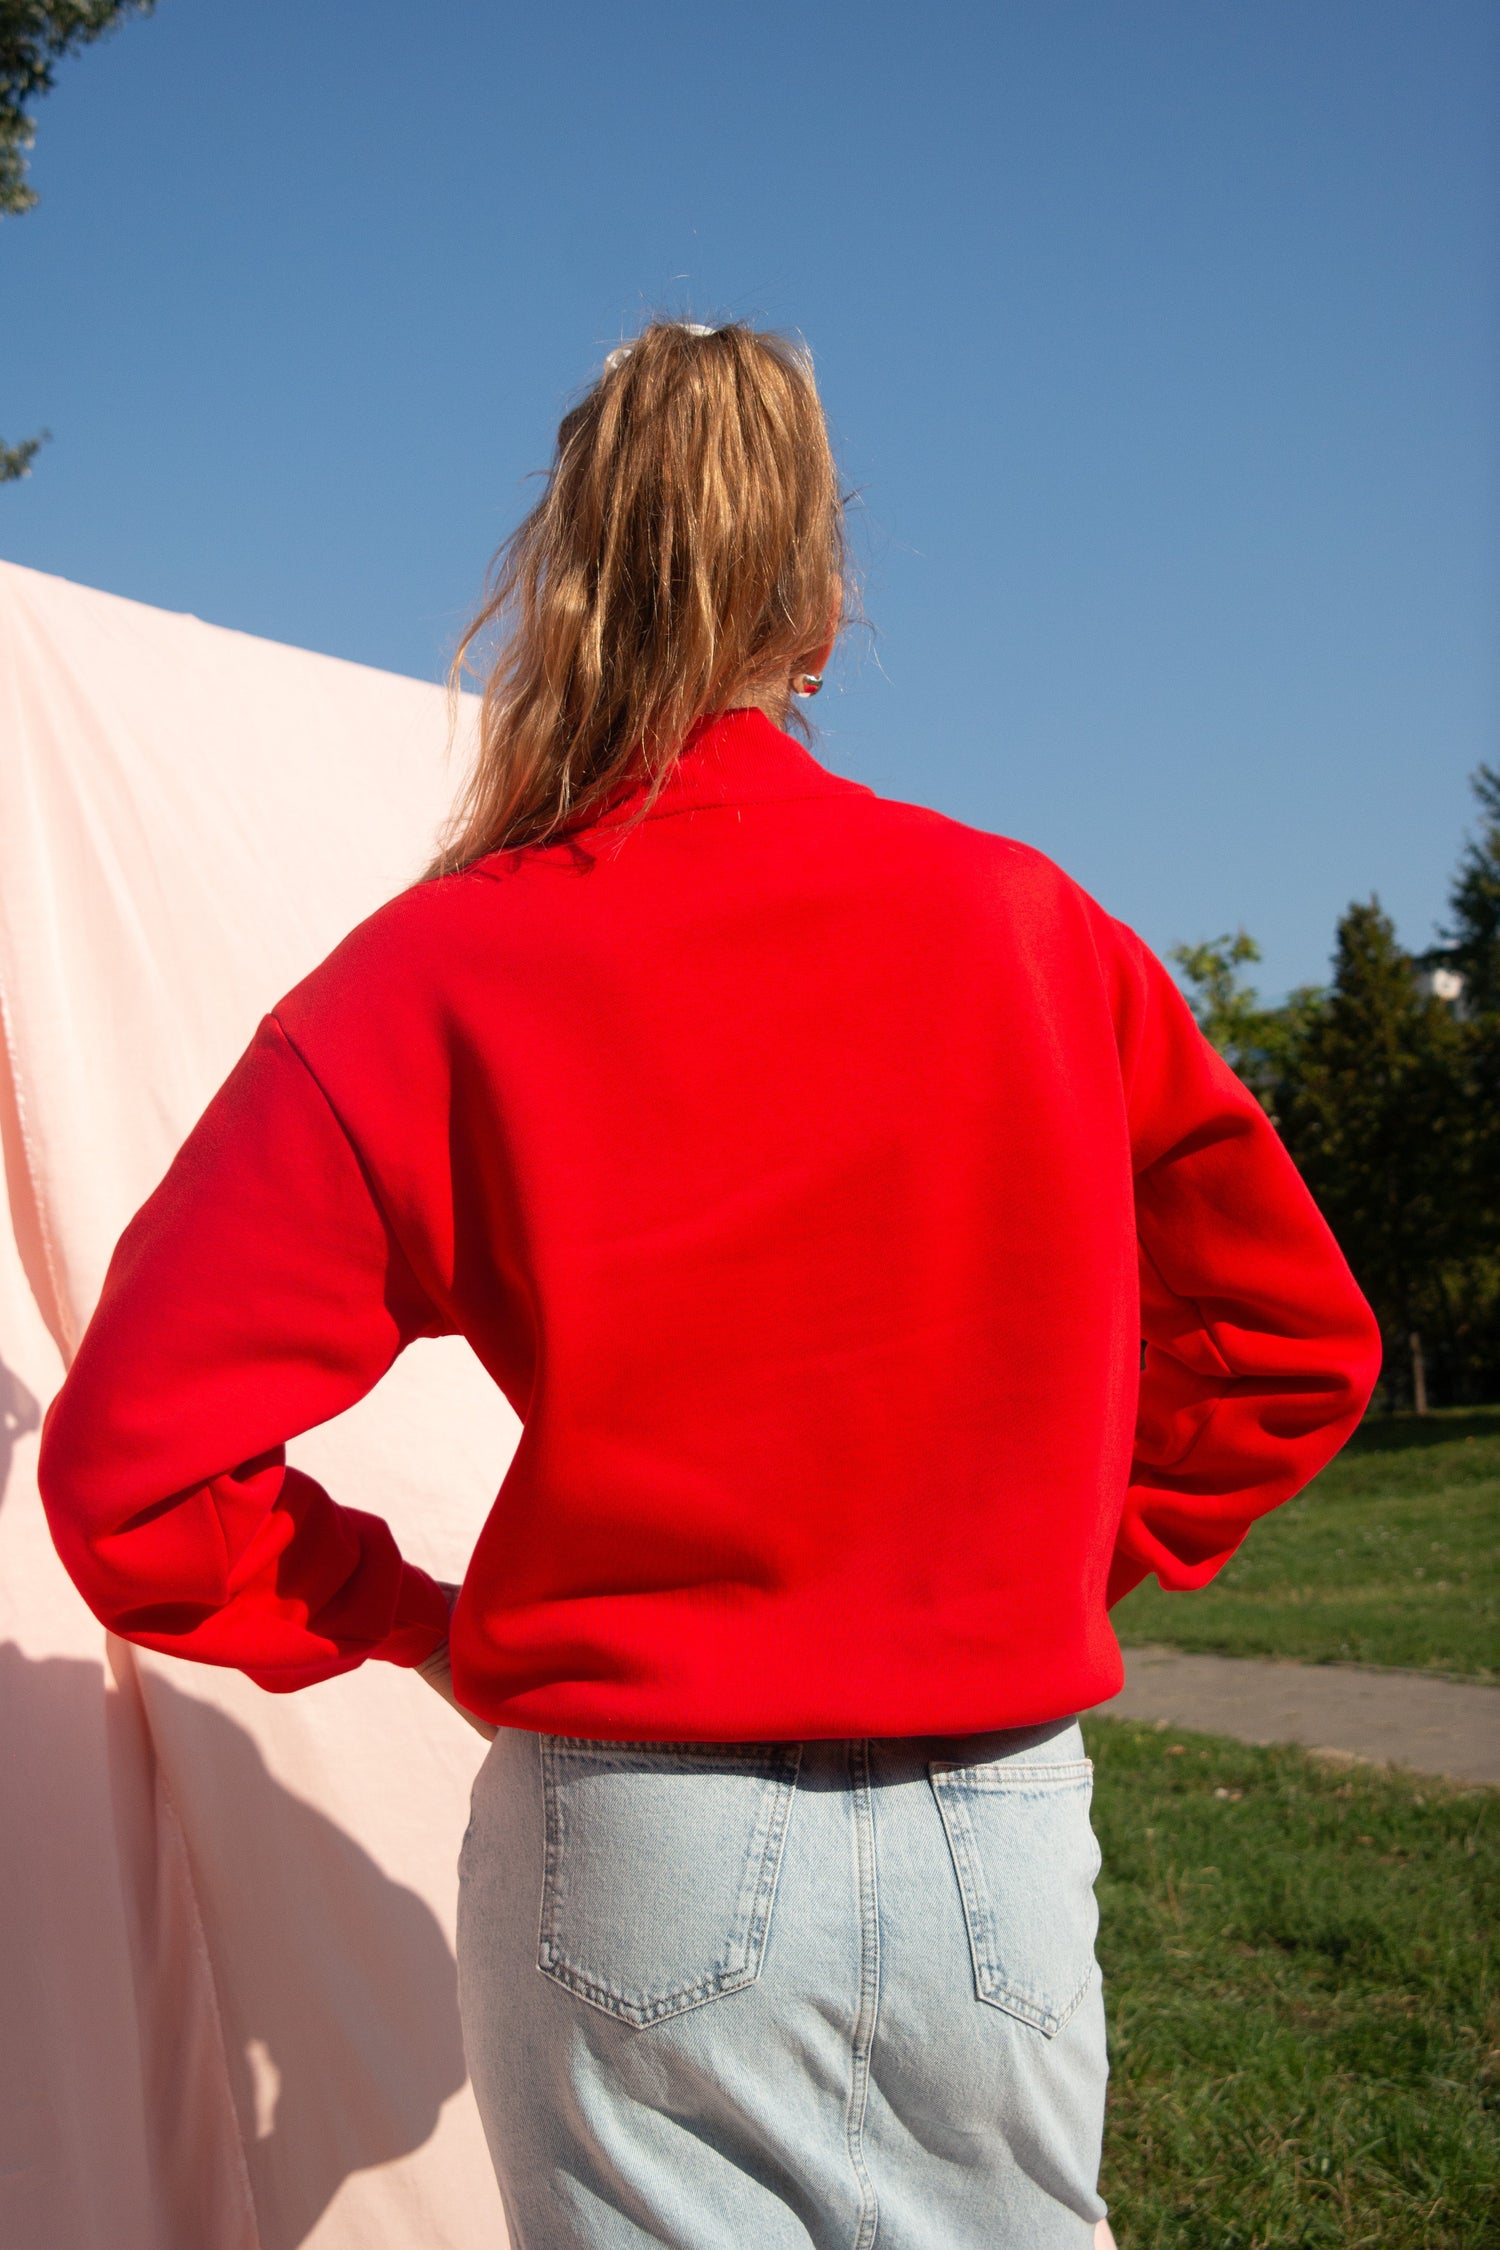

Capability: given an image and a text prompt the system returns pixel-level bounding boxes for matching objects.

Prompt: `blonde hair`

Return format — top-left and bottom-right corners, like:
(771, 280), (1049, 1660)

(424, 320), (847, 875)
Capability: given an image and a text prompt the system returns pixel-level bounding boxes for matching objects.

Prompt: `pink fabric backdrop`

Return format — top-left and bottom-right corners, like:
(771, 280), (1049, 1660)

(0, 560), (515, 2249)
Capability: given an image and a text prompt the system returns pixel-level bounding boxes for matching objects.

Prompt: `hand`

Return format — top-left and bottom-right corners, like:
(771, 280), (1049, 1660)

(415, 1580), (498, 1742)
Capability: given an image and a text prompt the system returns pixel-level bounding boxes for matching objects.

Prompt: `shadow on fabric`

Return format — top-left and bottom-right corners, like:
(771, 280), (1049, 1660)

(0, 1352), (40, 1503)
(1, 1636), (470, 2250)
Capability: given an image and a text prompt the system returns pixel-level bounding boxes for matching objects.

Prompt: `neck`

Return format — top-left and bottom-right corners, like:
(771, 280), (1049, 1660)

(725, 681), (792, 729)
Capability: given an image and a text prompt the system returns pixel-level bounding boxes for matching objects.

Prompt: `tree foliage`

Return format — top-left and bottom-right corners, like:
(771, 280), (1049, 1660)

(1, 0), (155, 481)
(1169, 930), (1320, 1115)
(1276, 901), (1469, 1354)
(1440, 767), (1500, 1350)
(1174, 770), (1500, 1408)
(1, 0), (155, 214)
(1169, 930), (1265, 1068)
(1442, 762), (1500, 1016)
(0, 427), (47, 479)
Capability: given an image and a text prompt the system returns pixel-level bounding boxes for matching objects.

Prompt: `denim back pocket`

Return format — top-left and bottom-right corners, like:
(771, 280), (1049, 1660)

(537, 1737), (802, 2028)
(928, 1735), (1100, 2037)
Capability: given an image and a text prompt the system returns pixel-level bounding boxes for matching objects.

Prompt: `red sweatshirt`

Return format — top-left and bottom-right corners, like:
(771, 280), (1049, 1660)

(39, 709), (1381, 1739)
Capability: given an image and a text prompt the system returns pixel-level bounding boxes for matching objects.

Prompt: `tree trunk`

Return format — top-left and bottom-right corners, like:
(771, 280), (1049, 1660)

(1409, 1329), (1429, 1416)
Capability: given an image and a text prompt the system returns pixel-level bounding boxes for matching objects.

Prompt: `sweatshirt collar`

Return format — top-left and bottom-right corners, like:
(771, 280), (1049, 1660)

(590, 706), (870, 830)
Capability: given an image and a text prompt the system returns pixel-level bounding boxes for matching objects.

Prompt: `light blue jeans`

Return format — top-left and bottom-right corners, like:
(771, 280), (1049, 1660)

(457, 1718), (1109, 2248)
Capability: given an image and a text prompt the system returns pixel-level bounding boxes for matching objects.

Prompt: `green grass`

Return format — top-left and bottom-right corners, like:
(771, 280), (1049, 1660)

(1087, 1716), (1498, 2249)
(1113, 1405), (1500, 1679)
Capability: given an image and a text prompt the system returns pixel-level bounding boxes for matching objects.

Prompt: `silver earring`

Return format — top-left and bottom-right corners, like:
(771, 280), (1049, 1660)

(791, 672), (823, 697)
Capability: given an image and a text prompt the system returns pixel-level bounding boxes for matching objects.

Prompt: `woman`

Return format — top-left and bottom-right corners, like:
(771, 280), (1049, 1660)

(40, 321), (1381, 2248)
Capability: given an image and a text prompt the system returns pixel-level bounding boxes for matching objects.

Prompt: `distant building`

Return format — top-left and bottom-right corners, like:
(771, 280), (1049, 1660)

(1414, 957), (1469, 1013)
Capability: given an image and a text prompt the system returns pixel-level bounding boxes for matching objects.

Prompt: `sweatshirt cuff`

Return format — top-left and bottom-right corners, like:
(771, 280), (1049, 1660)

(374, 1561), (452, 1667)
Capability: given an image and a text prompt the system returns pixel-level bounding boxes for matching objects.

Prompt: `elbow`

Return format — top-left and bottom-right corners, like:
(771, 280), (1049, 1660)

(1336, 1284), (1385, 1426)
(37, 1392), (219, 1638)
(1273, 1287), (1383, 1474)
(36, 1394), (131, 1631)
(1353, 1303), (1385, 1414)
(1284, 1296), (1383, 1451)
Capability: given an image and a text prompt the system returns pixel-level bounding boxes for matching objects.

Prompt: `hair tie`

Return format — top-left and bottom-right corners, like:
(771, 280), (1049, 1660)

(604, 323), (716, 374)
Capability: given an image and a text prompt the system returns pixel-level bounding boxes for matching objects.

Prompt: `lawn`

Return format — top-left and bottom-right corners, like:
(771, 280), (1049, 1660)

(1112, 1405), (1500, 1679)
(1087, 1716), (1498, 2249)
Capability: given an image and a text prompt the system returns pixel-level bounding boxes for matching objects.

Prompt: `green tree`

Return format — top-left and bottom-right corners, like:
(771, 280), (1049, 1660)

(1275, 900), (1470, 1412)
(1169, 930), (1265, 1065)
(1174, 768), (1500, 1409)
(1442, 762), (1500, 1017)
(1, 0), (156, 482)
(1436, 766), (1500, 1393)
(1169, 930), (1320, 1117)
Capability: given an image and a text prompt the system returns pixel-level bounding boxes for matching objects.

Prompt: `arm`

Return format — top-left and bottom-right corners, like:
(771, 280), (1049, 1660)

(1102, 920), (1382, 1606)
(38, 1015), (452, 1689)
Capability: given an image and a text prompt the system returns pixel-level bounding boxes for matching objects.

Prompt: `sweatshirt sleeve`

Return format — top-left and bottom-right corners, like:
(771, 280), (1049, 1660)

(1101, 918), (1383, 1606)
(37, 1014), (453, 1689)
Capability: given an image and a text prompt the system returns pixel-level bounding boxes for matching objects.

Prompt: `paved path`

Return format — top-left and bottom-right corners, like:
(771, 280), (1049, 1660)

(1098, 1644), (1500, 1787)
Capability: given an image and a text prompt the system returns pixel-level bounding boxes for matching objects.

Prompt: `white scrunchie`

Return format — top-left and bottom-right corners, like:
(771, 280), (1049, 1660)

(604, 322), (715, 374)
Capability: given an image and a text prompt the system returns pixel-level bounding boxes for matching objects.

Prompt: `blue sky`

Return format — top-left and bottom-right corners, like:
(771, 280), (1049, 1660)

(2, 0), (1494, 999)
